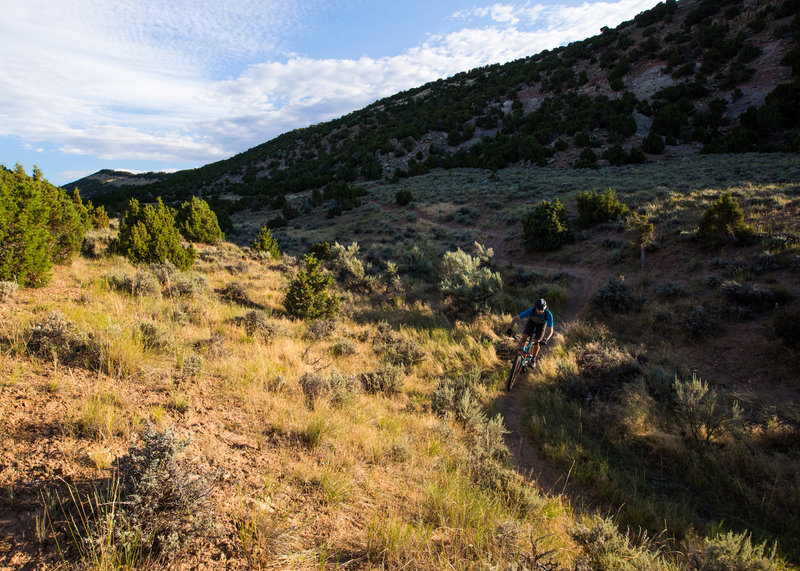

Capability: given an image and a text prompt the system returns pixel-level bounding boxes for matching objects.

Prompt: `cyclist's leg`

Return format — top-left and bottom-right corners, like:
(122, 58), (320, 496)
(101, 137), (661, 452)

(529, 324), (545, 361)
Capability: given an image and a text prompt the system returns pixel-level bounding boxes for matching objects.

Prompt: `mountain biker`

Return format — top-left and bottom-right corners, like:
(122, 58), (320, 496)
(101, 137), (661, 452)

(507, 298), (554, 367)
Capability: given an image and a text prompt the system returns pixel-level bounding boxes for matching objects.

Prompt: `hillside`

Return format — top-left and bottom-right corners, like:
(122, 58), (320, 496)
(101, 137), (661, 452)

(66, 0), (800, 225)
(4, 0), (800, 568)
(3, 153), (800, 569)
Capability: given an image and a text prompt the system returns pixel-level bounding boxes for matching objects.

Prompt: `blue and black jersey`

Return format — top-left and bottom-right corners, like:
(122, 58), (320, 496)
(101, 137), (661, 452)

(518, 307), (554, 328)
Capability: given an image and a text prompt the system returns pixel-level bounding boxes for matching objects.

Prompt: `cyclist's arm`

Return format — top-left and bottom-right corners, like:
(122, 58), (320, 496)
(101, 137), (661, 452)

(512, 307), (533, 328)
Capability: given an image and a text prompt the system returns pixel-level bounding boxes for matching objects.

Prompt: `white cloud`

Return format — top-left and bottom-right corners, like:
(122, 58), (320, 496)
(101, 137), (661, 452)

(0, 0), (659, 171)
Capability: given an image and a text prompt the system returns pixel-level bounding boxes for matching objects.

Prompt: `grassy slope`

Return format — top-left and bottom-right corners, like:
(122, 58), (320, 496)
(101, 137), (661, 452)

(2, 153), (799, 569)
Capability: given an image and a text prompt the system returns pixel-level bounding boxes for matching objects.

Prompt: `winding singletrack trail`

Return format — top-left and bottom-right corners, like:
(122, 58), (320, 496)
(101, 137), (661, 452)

(497, 264), (601, 502)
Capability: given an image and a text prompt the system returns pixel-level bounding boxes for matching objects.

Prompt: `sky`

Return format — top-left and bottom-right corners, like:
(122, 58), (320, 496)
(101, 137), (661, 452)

(0, 0), (659, 186)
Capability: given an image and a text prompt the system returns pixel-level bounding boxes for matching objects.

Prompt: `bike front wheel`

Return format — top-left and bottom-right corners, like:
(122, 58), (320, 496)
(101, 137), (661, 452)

(506, 355), (523, 391)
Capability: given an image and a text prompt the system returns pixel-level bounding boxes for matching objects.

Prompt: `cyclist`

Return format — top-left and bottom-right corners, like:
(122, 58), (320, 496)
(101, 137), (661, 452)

(507, 298), (554, 368)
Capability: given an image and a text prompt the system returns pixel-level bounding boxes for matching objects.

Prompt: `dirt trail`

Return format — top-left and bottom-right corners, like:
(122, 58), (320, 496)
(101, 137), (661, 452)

(497, 264), (601, 503)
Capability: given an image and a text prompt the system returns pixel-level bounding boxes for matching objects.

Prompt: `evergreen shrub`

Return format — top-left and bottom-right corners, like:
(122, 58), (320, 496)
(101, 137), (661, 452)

(175, 197), (224, 244)
(1, 165), (89, 286)
(116, 198), (195, 270)
(252, 226), (280, 259)
(522, 199), (572, 251)
(698, 192), (755, 246)
(642, 131), (665, 154)
(395, 189), (414, 206)
(285, 255), (340, 320)
(575, 188), (629, 229)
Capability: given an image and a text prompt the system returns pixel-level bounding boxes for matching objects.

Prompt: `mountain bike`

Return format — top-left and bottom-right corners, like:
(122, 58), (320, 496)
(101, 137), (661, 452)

(506, 335), (542, 391)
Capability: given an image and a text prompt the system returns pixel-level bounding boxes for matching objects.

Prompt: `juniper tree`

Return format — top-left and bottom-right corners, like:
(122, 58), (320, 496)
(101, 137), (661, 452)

(522, 198), (572, 251)
(252, 226), (280, 258)
(175, 196), (224, 244)
(116, 198), (195, 270)
(285, 255), (340, 320)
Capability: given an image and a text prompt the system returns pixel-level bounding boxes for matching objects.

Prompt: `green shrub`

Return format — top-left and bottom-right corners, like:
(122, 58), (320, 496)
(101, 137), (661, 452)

(682, 305), (716, 338)
(399, 244), (435, 278)
(332, 338), (358, 356)
(112, 428), (216, 562)
(0, 280), (19, 302)
(219, 280), (250, 305)
(575, 147), (598, 168)
(690, 530), (783, 570)
(522, 199), (572, 251)
(106, 269), (161, 297)
(674, 373), (741, 445)
(698, 192), (754, 246)
(0, 165), (88, 286)
(135, 320), (171, 351)
(395, 189), (414, 206)
(360, 366), (405, 395)
(299, 371), (359, 408)
(148, 261), (178, 285)
(175, 196), (224, 244)
(116, 198), (195, 270)
(374, 333), (425, 368)
(572, 516), (662, 570)
(773, 307), (800, 351)
(438, 243), (502, 312)
(252, 226), (280, 259)
(243, 310), (281, 340)
(26, 311), (86, 363)
(575, 188), (630, 229)
(720, 280), (780, 308)
(328, 242), (367, 289)
(285, 255), (340, 320)
(642, 130), (665, 154)
(591, 276), (635, 312)
(87, 202), (110, 229)
(310, 241), (333, 261)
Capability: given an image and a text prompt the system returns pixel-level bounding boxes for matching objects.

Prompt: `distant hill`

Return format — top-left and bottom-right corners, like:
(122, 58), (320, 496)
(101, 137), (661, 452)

(66, 169), (169, 198)
(67, 0), (800, 216)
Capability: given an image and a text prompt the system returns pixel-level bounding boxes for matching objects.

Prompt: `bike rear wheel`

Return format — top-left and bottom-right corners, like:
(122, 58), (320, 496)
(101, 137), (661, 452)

(506, 355), (523, 391)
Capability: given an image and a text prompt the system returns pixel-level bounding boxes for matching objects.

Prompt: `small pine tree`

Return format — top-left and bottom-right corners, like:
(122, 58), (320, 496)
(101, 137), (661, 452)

(285, 255), (340, 320)
(698, 192), (753, 246)
(175, 196), (224, 244)
(116, 198), (195, 270)
(522, 199), (572, 251)
(252, 226), (280, 258)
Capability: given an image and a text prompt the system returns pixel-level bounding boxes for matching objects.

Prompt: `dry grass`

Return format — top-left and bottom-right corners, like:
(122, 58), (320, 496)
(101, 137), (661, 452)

(3, 156), (799, 569)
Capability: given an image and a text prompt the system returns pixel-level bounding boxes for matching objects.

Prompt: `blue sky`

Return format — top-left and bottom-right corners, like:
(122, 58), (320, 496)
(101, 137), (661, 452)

(0, 0), (658, 186)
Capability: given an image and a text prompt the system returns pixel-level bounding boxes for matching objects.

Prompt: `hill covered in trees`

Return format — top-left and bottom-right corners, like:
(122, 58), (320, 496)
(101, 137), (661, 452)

(66, 0), (800, 227)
